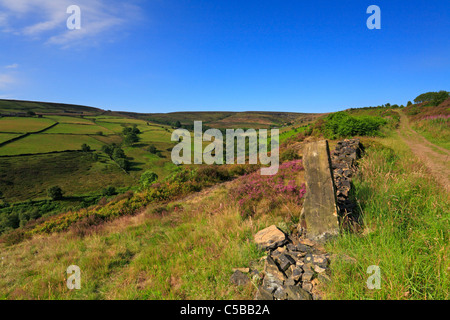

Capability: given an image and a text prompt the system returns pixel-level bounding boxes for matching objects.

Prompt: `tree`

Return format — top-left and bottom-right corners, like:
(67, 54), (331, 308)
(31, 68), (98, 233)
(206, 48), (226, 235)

(116, 158), (130, 171)
(148, 145), (157, 154)
(124, 132), (139, 145)
(414, 91), (450, 105)
(174, 120), (182, 128)
(112, 147), (126, 161)
(47, 186), (63, 200)
(407, 101), (413, 106)
(139, 170), (158, 189)
(102, 144), (114, 156)
(81, 144), (91, 152)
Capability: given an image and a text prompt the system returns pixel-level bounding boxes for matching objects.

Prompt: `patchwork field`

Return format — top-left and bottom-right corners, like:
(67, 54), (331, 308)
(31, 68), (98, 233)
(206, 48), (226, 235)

(44, 123), (115, 135)
(0, 117), (56, 133)
(0, 133), (23, 144)
(0, 134), (105, 156)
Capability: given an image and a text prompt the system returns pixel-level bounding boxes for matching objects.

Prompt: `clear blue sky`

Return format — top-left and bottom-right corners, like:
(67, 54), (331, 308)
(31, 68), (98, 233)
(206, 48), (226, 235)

(0, 0), (449, 113)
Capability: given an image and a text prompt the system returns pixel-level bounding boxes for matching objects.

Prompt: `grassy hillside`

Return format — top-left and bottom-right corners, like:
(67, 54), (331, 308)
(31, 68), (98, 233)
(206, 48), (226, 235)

(0, 99), (104, 115)
(0, 99), (319, 238)
(403, 98), (450, 150)
(0, 96), (448, 300)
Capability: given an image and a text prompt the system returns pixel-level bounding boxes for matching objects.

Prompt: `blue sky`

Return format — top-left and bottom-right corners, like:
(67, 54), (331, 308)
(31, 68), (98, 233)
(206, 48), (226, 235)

(0, 0), (449, 113)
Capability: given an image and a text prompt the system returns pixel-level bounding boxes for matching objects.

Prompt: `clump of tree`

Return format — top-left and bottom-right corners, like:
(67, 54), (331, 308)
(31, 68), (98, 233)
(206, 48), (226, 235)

(122, 125), (141, 146)
(147, 144), (163, 157)
(102, 144), (130, 171)
(81, 144), (91, 152)
(47, 186), (64, 200)
(414, 91), (449, 106)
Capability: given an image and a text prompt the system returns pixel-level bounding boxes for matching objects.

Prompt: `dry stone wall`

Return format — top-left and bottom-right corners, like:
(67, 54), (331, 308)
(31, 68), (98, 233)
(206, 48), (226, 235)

(331, 139), (364, 221)
(230, 138), (364, 300)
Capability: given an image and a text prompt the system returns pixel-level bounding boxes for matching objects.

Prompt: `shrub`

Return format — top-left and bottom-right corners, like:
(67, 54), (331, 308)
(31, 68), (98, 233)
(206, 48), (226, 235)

(148, 145), (157, 154)
(47, 186), (63, 200)
(280, 147), (300, 162)
(102, 186), (117, 197)
(322, 112), (387, 139)
(139, 171), (159, 189)
(81, 144), (91, 152)
(116, 158), (130, 171)
(230, 160), (306, 218)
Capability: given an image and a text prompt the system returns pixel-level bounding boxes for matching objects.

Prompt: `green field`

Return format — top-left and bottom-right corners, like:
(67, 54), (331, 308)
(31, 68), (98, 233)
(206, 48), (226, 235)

(0, 134), (105, 156)
(0, 152), (135, 202)
(0, 133), (23, 144)
(44, 123), (115, 135)
(0, 117), (56, 133)
(45, 115), (97, 125)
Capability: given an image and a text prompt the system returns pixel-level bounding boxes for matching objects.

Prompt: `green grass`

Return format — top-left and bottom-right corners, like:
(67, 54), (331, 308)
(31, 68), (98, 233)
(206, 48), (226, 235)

(0, 117), (56, 133)
(0, 183), (291, 299)
(0, 134), (105, 156)
(411, 118), (450, 150)
(44, 116), (96, 125)
(323, 135), (449, 300)
(44, 123), (115, 135)
(94, 121), (128, 133)
(0, 133), (23, 144)
(0, 152), (135, 202)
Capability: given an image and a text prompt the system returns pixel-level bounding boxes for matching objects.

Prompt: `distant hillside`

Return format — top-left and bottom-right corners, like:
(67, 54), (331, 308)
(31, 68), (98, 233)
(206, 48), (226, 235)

(120, 110), (320, 129)
(1, 99), (320, 129)
(0, 99), (106, 116)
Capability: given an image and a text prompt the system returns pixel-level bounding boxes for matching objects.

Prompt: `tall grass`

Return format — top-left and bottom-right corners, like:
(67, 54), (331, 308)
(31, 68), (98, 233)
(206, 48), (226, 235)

(324, 136), (449, 299)
(411, 116), (450, 150)
(0, 185), (290, 299)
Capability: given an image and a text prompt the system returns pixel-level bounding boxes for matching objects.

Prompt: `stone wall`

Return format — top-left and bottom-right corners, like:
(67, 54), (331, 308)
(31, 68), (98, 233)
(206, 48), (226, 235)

(238, 138), (364, 300)
(330, 139), (364, 223)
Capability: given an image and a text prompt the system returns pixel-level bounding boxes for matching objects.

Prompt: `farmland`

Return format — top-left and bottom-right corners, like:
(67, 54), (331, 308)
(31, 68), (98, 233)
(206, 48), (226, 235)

(0, 99), (314, 206)
(0, 117), (56, 133)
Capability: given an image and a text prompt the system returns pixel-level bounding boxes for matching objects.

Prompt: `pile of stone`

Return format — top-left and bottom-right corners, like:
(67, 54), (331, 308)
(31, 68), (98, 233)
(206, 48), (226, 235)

(248, 225), (330, 300)
(330, 139), (363, 218)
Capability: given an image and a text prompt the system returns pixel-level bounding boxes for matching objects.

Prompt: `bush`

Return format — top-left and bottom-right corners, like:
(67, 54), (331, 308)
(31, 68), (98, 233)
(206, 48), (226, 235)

(148, 145), (157, 154)
(139, 171), (159, 189)
(116, 158), (130, 171)
(81, 144), (91, 152)
(47, 186), (63, 200)
(195, 166), (230, 183)
(102, 186), (117, 197)
(322, 112), (387, 139)
(280, 147), (300, 162)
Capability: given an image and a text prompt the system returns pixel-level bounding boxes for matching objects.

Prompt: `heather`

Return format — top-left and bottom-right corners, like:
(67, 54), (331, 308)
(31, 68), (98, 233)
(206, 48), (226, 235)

(230, 160), (306, 219)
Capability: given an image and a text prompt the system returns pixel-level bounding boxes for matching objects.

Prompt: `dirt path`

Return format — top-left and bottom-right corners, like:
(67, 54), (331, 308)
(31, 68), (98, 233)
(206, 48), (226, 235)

(397, 111), (450, 193)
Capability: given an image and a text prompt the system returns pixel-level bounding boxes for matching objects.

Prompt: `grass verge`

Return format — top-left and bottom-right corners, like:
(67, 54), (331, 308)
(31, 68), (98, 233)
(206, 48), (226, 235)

(324, 135), (449, 299)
